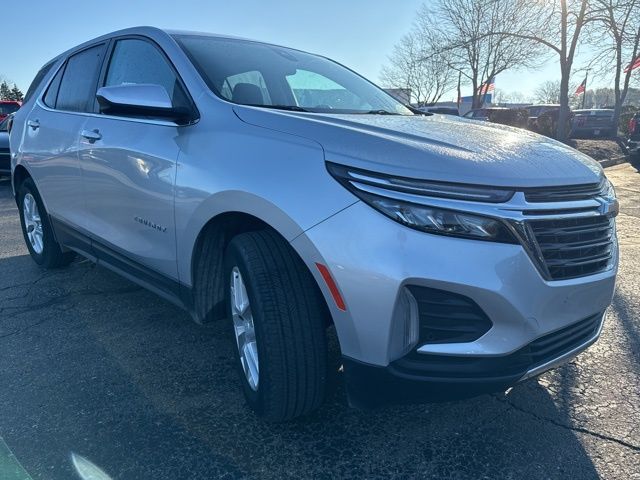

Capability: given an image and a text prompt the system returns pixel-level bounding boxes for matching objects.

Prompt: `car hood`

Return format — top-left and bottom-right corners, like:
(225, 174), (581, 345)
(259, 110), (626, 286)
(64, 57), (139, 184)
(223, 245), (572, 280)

(233, 107), (603, 188)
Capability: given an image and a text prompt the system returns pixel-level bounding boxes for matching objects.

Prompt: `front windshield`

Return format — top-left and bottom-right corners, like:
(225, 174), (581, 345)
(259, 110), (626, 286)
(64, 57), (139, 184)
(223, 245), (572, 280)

(0, 117), (8, 132)
(174, 35), (413, 115)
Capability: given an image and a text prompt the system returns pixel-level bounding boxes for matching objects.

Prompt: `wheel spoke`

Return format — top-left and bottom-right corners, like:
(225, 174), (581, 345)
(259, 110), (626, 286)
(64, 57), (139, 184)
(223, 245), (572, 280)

(244, 342), (259, 386)
(230, 266), (259, 391)
(232, 271), (249, 314)
(233, 322), (246, 337)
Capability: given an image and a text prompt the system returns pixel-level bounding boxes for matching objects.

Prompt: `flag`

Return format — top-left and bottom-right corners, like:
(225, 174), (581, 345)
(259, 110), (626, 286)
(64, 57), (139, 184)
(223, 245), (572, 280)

(624, 56), (640, 73)
(478, 77), (495, 95)
(575, 77), (587, 95)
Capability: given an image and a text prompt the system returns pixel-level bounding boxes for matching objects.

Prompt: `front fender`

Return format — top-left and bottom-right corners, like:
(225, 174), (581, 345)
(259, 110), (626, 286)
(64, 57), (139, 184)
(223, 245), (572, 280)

(173, 110), (357, 286)
(177, 190), (308, 286)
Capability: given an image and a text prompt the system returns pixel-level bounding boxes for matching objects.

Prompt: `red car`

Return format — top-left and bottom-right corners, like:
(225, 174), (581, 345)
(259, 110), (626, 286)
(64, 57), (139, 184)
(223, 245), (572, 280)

(0, 101), (21, 121)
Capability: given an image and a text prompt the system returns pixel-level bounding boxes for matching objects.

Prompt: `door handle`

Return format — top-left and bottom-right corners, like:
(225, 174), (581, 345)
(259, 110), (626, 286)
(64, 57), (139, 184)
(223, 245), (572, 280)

(27, 119), (40, 130)
(81, 129), (102, 142)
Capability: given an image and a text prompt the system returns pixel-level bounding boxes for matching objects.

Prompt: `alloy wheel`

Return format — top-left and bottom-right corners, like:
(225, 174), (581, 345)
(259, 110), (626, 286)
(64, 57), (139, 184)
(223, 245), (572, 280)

(23, 193), (44, 254)
(230, 267), (259, 391)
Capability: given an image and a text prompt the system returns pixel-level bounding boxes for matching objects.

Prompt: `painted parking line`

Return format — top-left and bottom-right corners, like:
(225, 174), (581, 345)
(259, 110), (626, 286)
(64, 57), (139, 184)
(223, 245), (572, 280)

(0, 437), (33, 480)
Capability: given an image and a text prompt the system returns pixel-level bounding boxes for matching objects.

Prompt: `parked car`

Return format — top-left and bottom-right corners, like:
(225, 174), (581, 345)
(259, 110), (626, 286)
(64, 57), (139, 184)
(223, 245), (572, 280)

(462, 107), (510, 121)
(524, 104), (560, 118)
(628, 111), (640, 159)
(418, 106), (459, 116)
(0, 100), (21, 122)
(0, 115), (11, 176)
(10, 27), (619, 421)
(524, 104), (560, 131)
(571, 109), (616, 138)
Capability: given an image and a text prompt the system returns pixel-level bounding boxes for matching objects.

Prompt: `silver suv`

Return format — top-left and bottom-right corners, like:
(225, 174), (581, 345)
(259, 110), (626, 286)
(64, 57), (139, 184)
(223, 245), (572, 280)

(10, 27), (618, 421)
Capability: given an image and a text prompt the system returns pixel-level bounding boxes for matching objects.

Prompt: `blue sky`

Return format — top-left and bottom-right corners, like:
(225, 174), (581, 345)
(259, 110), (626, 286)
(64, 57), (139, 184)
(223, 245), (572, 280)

(1, 0), (595, 101)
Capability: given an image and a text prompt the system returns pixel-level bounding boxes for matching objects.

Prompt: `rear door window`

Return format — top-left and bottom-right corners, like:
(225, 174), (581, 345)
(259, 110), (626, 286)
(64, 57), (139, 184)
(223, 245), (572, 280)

(56, 44), (107, 112)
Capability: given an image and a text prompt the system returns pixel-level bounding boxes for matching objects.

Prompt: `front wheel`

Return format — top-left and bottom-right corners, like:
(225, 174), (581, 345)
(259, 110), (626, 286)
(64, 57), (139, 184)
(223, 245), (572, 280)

(17, 178), (75, 268)
(224, 230), (328, 422)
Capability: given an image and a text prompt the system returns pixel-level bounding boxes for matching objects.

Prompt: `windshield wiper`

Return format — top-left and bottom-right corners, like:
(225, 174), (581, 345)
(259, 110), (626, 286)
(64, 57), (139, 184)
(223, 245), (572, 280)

(362, 109), (402, 115)
(242, 104), (310, 112)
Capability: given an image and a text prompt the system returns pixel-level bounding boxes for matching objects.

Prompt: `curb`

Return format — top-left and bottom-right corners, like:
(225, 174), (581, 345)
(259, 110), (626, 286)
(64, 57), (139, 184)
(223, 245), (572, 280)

(600, 156), (629, 169)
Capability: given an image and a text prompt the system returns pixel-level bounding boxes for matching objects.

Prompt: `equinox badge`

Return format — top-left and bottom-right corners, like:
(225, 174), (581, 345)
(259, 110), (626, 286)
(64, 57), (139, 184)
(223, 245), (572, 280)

(134, 216), (167, 233)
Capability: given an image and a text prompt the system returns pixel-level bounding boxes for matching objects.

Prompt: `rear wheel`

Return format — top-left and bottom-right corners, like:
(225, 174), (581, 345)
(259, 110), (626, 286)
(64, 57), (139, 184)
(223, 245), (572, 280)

(224, 230), (328, 422)
(17, 178), (75, 268)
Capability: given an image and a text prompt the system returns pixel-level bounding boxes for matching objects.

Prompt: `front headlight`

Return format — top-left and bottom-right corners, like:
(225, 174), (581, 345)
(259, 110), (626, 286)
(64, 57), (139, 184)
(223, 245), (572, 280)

(359, 191), (518, 243)
(601, 177), (620, 218)
(328, 162), (518, 244)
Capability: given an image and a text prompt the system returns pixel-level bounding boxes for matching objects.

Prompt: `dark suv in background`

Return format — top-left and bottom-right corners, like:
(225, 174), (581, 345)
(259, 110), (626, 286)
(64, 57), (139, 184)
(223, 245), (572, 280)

(524, 104), (559, 130)
(571, 109), (616, 138)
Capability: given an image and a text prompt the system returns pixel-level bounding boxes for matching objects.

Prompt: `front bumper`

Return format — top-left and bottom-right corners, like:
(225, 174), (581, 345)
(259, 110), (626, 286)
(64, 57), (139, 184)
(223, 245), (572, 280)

(570, 125), (615, 137)
(343, 311), (604, 406)
(293, 201), (616, 365)
(292, 197), (616, 407)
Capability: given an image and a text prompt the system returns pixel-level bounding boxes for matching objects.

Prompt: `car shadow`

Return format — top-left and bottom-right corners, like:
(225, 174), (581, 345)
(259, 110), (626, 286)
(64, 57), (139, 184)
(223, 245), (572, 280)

(0, 258), (602, 479)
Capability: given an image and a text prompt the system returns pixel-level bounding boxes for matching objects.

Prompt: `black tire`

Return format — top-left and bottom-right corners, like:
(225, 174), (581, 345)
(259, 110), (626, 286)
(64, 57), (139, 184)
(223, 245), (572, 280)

(17, 178), (75, 268)
(224, 229), (328, 422)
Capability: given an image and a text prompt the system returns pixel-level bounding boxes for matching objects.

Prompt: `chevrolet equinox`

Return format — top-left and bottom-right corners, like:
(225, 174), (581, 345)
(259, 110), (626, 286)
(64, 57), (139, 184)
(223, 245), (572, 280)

(10, 27), (619, 421)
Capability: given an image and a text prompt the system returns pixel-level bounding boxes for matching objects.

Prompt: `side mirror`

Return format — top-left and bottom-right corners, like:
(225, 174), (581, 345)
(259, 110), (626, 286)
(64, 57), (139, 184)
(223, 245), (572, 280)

(96, 84), (190, 123)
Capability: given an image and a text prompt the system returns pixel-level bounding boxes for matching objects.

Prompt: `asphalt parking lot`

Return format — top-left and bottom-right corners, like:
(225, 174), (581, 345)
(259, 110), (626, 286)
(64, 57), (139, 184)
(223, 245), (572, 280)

(0, 163), (639, 480)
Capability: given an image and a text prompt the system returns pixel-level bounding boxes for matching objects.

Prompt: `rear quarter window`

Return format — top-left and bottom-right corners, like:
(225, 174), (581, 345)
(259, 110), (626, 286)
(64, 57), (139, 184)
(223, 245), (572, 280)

(43, 64), (66, 108)
(23, 62), (55, 104)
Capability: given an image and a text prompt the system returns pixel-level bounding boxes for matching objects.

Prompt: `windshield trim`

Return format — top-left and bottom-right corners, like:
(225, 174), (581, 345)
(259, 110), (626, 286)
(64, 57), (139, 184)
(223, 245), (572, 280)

(172, 34), (414, 116)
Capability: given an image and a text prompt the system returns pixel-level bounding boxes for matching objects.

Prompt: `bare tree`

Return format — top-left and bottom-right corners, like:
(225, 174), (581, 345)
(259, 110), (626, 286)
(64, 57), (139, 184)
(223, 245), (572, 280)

(584, 86), (640, 106)
(414, 0), (543, 109)
(589, 0), (640, 131)
(481, 0), (596, 139)
(534, 80), (562, 104)
(494, 89), (531, 104)
(381, 32), (455, 106)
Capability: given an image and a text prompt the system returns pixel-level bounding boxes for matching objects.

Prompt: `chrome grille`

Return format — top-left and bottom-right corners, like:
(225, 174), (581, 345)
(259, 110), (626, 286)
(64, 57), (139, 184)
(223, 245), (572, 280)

(528, 215), (615, 280)
(524, 181), (604, 203)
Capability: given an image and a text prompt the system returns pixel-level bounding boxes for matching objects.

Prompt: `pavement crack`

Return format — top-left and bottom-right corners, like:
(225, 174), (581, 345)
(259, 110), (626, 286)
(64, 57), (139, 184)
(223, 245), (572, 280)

(0, 285), (142, 338)
(0, 272), (56, 293)
(493, 394), (640, 452)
